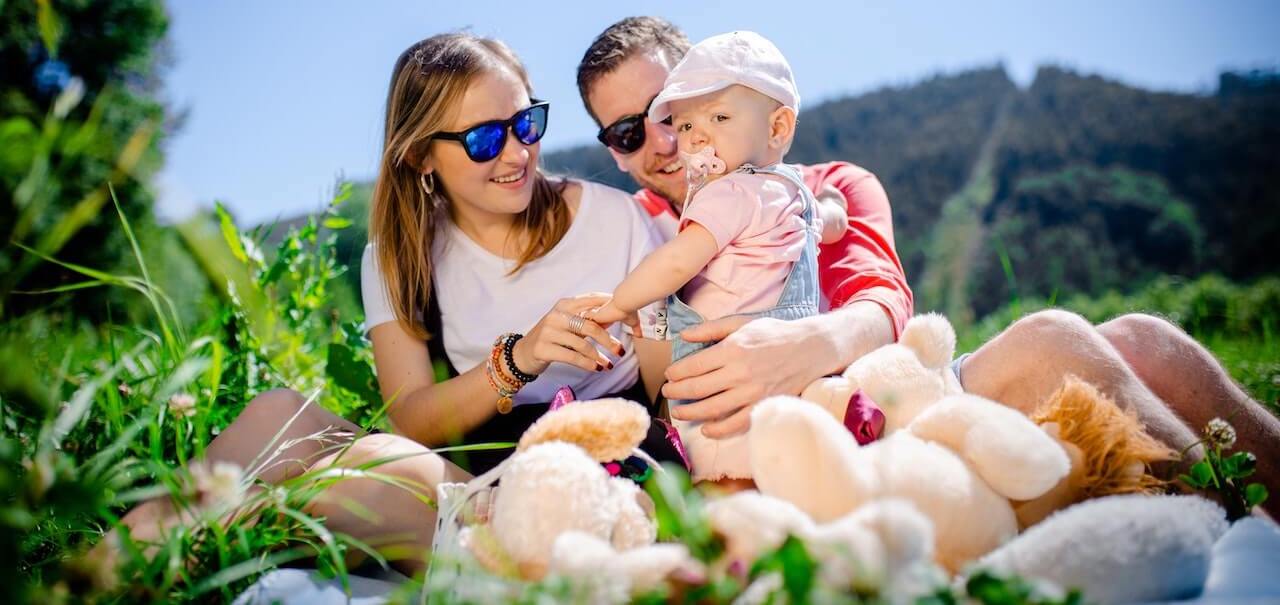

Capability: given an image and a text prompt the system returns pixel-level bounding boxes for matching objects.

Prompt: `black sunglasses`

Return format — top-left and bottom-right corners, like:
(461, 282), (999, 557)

(596, 95), (672, 155)
(435, 101), (550, 162)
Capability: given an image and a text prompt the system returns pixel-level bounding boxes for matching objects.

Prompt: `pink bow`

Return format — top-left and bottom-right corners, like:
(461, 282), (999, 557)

(844, 390), (886, 445)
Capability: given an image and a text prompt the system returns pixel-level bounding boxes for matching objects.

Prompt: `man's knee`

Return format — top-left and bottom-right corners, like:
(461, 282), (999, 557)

(1004, 309), (1095, 346)
(1099, 313), (1183, 346)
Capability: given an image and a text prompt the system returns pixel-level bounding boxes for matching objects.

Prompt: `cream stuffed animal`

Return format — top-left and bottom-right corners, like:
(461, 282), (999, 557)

(444, 398), (698, 593)
(800, 313), (963, 431)
(705, 490), (937, 596)
(754, 314), (1072, 572)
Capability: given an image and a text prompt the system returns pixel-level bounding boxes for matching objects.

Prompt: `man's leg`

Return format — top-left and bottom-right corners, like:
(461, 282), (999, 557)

(1099, 313), (1280, 516)
(959, 310), (1203, 470)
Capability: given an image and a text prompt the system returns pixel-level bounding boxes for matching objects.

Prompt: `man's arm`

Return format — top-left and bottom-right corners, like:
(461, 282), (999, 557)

(663, 300), (893, 437)
(663, 162), (911, 437)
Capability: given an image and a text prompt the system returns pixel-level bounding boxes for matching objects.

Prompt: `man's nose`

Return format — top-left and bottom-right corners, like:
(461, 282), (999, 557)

(646, 120), (677, 154)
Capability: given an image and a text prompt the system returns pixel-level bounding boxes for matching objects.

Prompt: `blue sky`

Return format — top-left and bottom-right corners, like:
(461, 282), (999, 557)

(156, 0), (1280, 224)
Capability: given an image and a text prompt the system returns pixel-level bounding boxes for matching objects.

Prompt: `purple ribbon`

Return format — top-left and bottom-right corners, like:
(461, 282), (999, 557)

(658, 418), (692, 471)
(549, 385), (576, 411)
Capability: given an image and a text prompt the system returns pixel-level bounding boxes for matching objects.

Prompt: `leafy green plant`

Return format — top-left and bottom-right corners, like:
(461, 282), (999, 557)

(1179, 418), (1270, 521)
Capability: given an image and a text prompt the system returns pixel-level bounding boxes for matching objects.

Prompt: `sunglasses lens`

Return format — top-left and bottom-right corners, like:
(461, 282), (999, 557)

(464, 124), (506, 162)
(606, 117), (645, 154)
(515, 105), (548, 145)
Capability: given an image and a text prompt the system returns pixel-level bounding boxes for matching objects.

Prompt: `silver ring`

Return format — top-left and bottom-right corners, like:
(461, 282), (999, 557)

(566, 313), (586, 335)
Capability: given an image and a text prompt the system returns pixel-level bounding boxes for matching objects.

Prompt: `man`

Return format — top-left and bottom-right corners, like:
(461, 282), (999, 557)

(577, 17), (1278, 514)
(578, 17), (911, 439)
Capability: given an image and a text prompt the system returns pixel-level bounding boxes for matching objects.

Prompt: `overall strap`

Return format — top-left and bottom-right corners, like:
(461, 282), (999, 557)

(735, 163), (815, 226)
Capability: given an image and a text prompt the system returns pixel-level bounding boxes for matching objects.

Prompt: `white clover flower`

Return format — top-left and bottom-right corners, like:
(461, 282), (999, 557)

(1204, 417), (1237, 450)
(192, 461), (246, 510)
(168, 392), (197, 418)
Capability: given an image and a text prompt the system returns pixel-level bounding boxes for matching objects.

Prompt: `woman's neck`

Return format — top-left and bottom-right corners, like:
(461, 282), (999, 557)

(449, 204), (524, 259)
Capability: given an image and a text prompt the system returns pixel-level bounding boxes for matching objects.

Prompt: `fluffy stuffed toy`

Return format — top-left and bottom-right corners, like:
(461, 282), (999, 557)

(436, 398), (696, 593)
(456, 399), (656, 578)
(757, 314), (1072, 571)
(750, 393), (1069, 572)
(704, 491), (937, 596)
(801, 313), (963, 435)
(1011, 376), (1175, 528)
(764, 313), (1174, 572)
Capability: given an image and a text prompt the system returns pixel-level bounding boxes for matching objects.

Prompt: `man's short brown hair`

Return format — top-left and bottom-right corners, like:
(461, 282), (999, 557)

(576, 16), (690, 125)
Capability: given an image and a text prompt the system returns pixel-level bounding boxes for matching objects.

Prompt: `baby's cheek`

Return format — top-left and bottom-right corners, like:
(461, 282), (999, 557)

(676, 133), (696, 152)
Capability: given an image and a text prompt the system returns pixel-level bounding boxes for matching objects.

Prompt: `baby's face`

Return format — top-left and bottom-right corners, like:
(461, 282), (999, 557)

(669, 85), (785, 180)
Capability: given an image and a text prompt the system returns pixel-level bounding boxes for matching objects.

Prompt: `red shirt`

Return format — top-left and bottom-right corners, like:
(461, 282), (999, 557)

(633, 161), (913, 337)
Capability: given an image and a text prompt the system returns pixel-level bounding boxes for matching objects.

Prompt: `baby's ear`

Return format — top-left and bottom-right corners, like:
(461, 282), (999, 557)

(768, 105), (797, 152)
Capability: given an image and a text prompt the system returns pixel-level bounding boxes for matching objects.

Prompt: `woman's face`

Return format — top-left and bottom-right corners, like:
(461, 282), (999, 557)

(426, 67), (539, 220)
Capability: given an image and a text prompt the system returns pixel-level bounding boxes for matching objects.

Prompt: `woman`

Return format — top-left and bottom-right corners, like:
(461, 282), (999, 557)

(116, 32), (679, 574)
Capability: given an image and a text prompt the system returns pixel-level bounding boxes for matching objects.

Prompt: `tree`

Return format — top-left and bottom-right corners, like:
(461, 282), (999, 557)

(0, 0), (170, 318)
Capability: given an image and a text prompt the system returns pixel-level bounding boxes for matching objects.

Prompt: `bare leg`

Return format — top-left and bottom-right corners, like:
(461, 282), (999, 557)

(960, 310), (1203, 472)
(116, 389), (362, 543)
(305, 433), (472, 576)
(1100, 313), (1280, 517)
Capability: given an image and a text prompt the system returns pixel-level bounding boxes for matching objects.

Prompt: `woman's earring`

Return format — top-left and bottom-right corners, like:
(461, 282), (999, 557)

(420, 172), (435, 195)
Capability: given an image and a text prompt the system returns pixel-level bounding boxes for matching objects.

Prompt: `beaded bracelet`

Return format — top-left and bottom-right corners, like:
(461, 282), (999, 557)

(486, 332), (538, 415)
(484, 357), (517, 414)
(500, 333), (540, 383)
(489, 337), (522, 390)
(490, 334), (530, 390)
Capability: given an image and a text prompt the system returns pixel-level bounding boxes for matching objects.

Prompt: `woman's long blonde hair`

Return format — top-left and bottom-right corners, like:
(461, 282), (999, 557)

(371, 33), (570, 339)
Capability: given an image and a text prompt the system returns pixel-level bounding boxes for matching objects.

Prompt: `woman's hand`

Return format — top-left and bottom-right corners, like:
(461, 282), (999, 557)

(511, 294), (626, 375)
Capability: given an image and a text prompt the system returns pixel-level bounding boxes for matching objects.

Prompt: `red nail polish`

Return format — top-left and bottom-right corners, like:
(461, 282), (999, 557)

(606, 361), (614, 370)
(596, 363), (604, 372)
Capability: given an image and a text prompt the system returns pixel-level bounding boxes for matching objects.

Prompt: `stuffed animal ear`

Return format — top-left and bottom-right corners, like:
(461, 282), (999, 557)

(898, 313), (956, 370)
(518, 398), (650, 462)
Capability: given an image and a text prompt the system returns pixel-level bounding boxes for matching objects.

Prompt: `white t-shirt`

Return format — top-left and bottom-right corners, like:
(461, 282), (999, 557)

(361, 180), (664, 406)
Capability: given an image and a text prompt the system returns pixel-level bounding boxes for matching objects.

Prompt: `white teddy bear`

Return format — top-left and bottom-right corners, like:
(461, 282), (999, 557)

(435, 398), (699, 596)
(753, 314), (1073, 572)
(705, 490), (937, 596)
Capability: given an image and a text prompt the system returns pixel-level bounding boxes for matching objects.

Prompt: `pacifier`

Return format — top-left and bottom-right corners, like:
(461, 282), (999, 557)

(680, 146), (726, 208)
(681, 145), (726, 180)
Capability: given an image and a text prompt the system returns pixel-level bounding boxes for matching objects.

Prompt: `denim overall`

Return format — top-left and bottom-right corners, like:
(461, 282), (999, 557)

(668, 163), (821, 391)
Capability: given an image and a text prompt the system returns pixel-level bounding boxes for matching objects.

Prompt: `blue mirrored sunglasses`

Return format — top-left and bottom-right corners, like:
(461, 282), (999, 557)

(434, 100), (549, 162)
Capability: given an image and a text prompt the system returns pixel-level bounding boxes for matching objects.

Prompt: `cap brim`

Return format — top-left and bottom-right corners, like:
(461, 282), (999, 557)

(648, 79), (735, 123)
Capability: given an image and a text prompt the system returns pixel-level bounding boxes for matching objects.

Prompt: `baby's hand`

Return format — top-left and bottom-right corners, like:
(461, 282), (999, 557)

(587, 300), (640, 335)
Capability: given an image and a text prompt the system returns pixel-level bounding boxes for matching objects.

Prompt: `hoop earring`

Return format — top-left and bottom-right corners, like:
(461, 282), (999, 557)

(420, 172), (435, 195)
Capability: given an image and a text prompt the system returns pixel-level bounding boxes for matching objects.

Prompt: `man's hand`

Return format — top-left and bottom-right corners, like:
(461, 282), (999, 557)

(663, 315), (840, 438)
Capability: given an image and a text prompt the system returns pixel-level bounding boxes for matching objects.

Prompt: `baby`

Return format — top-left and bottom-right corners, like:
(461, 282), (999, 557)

(589, 31), (848, 483)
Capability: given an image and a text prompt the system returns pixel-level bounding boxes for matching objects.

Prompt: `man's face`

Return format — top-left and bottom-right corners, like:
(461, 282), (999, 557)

(586, 50), (689, 207)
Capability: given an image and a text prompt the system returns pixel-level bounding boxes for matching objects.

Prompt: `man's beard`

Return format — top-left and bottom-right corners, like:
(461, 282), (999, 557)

(632, 168), (688, 212)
